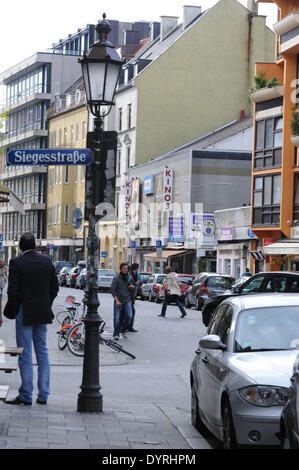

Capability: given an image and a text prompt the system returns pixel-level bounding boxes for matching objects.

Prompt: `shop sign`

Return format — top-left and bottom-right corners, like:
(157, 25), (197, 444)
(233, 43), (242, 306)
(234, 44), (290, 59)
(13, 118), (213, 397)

(290, 227), (299, 239)
(130, 179), (140, 230)
(163, 168), (173, 211)
(247, 228), (256, 239)
(270, 256), (286, 265)
(125, 180), (131, 218)
(169, 215), (184, 242)
(263, 238), (276, 247)
(220, 227), (233, 241)
(144, 175), (154, 195)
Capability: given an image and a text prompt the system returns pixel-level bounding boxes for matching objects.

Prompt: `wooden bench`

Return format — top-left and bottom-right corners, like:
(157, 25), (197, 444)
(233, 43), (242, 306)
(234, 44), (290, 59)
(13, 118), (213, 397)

(0, 385), (10, 401)
(0, 347), (23, 357)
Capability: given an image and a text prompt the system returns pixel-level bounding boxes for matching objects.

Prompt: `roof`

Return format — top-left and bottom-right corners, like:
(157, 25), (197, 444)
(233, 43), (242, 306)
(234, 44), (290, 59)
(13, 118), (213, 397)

(227, 293), (299, 311)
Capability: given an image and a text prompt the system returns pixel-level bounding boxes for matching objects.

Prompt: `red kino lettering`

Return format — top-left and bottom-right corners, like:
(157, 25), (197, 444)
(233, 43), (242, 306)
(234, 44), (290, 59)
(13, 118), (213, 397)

(163, 168), (173, 211)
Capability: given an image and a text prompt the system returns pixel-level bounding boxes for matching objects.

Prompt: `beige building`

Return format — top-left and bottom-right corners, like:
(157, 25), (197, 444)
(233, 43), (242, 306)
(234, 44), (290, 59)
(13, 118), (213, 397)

(134, 0), (275, 164)
(47, 78), (88, 262)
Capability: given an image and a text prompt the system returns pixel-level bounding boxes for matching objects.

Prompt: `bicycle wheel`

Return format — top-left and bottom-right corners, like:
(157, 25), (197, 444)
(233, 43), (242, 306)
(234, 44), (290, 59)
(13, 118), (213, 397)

(103, 337), (136, 359)
(56, 310), (70, 325)
(57, 315), (71, 350)
(67, 322), (85, 357)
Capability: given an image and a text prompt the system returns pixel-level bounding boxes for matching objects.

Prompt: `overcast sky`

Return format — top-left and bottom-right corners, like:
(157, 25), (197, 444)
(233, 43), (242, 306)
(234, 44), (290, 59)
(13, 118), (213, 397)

(0, 0), (277, 104)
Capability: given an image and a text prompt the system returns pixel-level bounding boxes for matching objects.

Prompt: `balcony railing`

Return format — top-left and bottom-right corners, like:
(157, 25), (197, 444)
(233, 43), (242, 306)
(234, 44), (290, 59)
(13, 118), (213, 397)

(273, 12), (299, 53)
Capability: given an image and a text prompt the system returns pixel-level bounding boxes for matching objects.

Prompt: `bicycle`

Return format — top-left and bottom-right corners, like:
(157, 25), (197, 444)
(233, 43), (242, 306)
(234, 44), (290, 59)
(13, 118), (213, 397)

(67, 320), (136, 359)
(56, 296), (85, 350)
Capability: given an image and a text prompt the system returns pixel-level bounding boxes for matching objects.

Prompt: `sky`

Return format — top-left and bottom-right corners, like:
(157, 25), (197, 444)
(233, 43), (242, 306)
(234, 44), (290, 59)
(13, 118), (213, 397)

(0, 0), (277, 104)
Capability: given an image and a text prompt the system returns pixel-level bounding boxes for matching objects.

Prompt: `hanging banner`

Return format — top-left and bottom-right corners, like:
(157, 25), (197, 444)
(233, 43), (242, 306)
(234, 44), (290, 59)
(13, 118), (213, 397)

(130, 179), (140, 230)
(163, 168), (173, 211)
(125, 180), (131, 218)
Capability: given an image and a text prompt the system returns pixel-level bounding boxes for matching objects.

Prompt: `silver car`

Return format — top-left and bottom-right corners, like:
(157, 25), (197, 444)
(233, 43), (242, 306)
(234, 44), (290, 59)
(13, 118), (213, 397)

(190, 293), (299, 448)
(97, 269), (116, 292)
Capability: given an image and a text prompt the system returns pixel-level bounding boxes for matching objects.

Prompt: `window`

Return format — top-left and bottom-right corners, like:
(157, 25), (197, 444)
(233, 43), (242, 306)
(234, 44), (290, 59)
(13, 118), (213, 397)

(126, 147), (131, 171)
(81, 165), (85, 182)
(254, 116), (282, 169)
(240, 274), (267, 294)
(64, 205), (69, 224)
(74, 165), (77, 183)
(58, 129), (62, 147)
(76, 123), (79, 144)
(64, 128), (67, 145)
(82, 121), (86, 141)
(70, 125), (74, 145)
(127, 103), (132, 129)
(252, 174), (281, 225)
(57, 205), (61, 224)
(117, 149), (121, 175)
(119, 108), (122, 131)
(53, 205), (57, 225)
(65, 166), (69, 183)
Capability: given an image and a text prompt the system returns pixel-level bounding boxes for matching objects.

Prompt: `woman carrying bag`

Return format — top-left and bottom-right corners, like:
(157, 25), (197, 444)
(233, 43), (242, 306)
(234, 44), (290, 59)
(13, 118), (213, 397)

(158, 266), (187, 318)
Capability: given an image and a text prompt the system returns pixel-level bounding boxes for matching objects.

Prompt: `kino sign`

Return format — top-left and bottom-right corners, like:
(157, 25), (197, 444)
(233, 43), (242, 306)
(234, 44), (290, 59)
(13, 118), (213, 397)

(163, 167), (173, 211)
(7, 149), (92, 166)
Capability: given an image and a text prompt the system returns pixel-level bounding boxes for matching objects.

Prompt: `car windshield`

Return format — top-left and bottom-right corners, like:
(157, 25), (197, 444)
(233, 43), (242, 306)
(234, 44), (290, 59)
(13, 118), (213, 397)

(140, 274), (151, 281)
(98, 270), (115, 277)
(177, 276), (193, 283)
(157, 276), (166, 283)
(231, 277), (250, 289)
(234, 306), (299, 352)
(208, 276), (234, 288)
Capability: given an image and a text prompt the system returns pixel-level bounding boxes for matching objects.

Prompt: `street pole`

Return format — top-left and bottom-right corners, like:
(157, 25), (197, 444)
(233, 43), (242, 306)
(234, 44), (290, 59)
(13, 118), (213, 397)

(77, 117), (103, 412)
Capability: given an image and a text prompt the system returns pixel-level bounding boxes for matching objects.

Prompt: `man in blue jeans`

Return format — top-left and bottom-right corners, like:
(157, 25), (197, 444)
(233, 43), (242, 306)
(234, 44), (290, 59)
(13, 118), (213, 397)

(111, 263), (134, 340)
(3, 233), (59, 405)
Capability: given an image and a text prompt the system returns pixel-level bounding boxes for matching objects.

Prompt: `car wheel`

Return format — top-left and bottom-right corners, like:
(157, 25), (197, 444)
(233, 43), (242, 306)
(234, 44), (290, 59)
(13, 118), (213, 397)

(222, 400), (238, 449)
(184, 295), (190, 309)
(191, 382), (206, 433)
(281, 426), (291, 449)
(196, 297), (203, 311)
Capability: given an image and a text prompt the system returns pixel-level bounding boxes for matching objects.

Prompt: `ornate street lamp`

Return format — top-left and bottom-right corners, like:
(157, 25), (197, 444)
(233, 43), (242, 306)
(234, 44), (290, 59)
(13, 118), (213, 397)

(77, 13), (122, 413)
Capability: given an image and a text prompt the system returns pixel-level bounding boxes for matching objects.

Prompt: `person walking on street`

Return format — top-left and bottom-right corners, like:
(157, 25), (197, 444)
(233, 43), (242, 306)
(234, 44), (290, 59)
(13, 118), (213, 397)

(128, 263), (140, 333)
(0, 259), (7, 327)
(111, 262), (134, 340)
(3, 233), (59, 406)
(158, 266), (187, 318)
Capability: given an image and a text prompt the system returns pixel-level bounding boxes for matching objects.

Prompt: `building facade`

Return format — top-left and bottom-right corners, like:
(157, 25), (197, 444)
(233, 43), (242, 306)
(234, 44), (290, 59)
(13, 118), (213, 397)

(46, 78), (87, 262)
(250, 0), (299, 271)
(0, 52), (82, 261)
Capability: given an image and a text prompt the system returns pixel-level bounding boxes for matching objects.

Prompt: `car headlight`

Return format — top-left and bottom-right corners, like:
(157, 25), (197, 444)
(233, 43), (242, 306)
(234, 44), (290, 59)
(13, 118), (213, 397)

(238, 386), (290, 407)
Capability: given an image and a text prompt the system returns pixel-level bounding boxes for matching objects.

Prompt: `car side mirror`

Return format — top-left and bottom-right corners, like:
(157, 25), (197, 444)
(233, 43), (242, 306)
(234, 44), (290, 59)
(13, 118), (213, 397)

(233, 286), (240, 294)
(199, 335), (226, 351)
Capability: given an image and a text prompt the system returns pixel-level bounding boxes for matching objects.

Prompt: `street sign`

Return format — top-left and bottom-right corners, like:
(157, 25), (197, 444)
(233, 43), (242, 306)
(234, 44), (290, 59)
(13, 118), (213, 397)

(131, 241), (136, 249)
(101, 251), (108, 258)
(0, 241), (2, 250)
(7, 149), (92, 166)
(72, 208), (83, 229)
(0, 234), (3, 241)
(156, 240), (162, 249)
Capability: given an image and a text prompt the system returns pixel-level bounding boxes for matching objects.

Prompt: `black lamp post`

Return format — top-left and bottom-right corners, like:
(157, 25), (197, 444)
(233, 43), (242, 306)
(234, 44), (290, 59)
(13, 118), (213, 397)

(77, 13), (122, 413)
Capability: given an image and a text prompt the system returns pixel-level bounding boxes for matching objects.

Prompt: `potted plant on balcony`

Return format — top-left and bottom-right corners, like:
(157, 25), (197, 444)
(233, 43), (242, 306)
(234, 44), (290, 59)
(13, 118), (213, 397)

(291, 107), (299, 147)
(249, 73), (283, 103)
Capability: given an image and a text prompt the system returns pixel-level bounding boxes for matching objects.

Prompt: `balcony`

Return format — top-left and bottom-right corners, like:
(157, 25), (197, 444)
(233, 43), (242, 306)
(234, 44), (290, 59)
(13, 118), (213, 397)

(273, 12), (299, 54)
(250, 85), (284, 104)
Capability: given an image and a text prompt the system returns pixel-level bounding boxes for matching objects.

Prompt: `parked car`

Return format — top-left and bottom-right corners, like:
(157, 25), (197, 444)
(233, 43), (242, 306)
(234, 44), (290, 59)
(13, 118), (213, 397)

(184, 273), (235, 310)
(98, 269), (116, 292)
(57, 266), (72, 286)
(157, 274), (195, 303)
(190, 293), (299, 448)
(66, 266), (85, 288)
(136, 272), (152, 299)
(201, 271), (299, 327)
(75, 268), (87, 289)
(280, 353), (299, 449)
(140, 274), (166, 301)
(53, 260), (73, 274)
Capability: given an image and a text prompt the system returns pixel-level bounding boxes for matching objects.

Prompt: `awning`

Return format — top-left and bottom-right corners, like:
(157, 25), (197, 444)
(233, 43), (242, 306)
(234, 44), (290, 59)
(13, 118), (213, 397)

(250, 251), (265, 261)
(144, 250), (190, 263)
(263, 241), (299, 255)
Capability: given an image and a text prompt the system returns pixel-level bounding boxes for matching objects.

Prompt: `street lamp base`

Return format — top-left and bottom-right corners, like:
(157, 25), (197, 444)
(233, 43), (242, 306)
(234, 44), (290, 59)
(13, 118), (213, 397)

(77, 392), (103, 413)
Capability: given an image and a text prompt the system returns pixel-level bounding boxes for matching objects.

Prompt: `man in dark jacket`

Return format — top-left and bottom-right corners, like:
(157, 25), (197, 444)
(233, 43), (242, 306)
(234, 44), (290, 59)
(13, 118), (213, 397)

(4, 233), (59, 406)
(128, 263), (139, 332)
(110, 262), (134, 340)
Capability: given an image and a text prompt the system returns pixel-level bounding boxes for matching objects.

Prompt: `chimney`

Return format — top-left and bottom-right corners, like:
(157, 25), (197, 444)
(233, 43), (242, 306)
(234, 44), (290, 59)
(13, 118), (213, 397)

(247, 0), (258, 15)
(183, 5), (202, 30)
(160, 16), (179, 41)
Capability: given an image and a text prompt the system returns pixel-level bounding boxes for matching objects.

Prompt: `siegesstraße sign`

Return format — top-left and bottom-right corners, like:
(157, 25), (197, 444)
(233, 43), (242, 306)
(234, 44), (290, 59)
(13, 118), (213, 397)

(7, 149), (92, 166)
